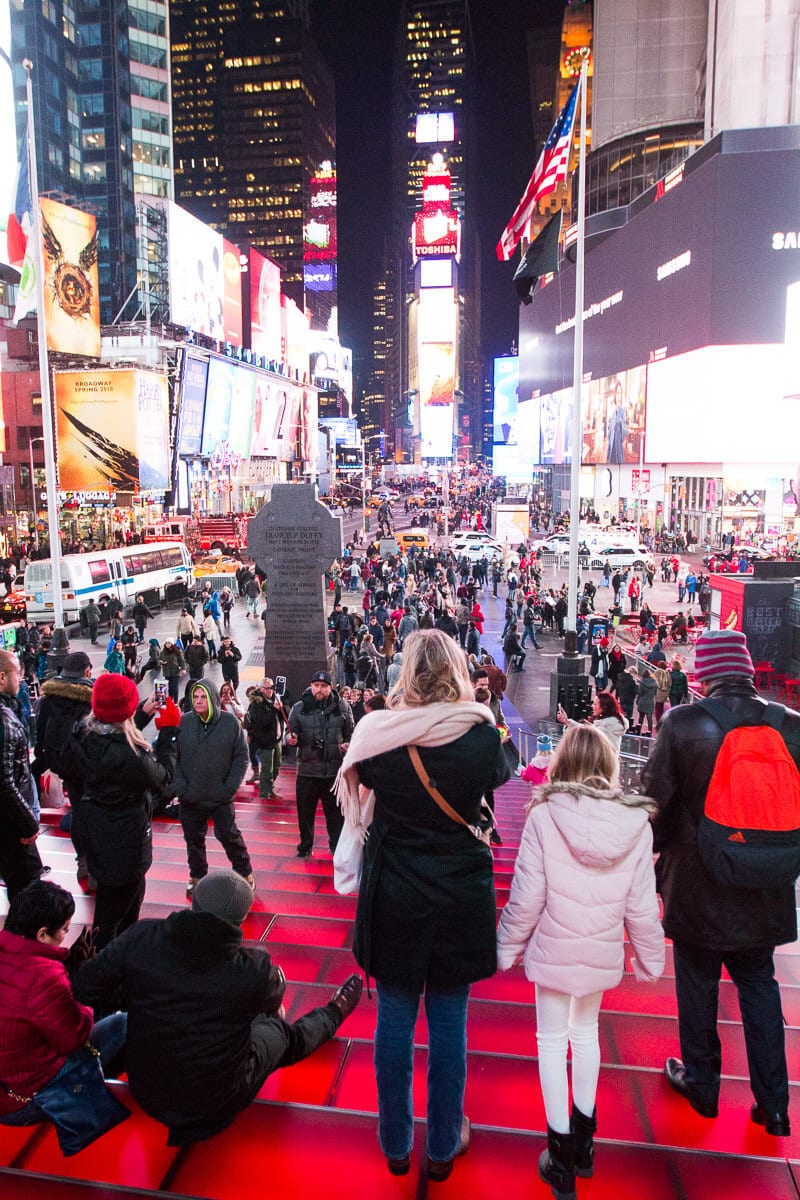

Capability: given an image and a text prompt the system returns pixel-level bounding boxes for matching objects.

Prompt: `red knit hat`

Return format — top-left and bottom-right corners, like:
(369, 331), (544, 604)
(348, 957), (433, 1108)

(92, 673), (140, 723)
(694, 629), (754, 681)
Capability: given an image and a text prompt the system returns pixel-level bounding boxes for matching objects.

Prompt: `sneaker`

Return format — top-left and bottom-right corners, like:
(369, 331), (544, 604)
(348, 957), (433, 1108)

(186, 876), (201, 896)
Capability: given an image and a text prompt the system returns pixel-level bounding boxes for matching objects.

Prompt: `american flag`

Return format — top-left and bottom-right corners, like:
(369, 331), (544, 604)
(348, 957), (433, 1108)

(496, 81), (580, 262)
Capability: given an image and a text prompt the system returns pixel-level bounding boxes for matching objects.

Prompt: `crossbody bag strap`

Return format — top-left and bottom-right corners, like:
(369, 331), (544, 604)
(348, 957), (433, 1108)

(407, 744), (470, 831)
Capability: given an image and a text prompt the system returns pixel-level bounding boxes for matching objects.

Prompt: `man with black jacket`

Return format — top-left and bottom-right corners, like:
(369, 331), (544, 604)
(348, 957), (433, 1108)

(75, 870), (362, 1146)
(243, 679), (287, 800)
(643, 629), (799, 1138)
(33, 651), (94, 884)
(286, 671), (353, 858)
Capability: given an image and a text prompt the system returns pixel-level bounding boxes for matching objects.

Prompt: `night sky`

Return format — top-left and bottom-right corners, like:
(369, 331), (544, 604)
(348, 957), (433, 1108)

(310, 0), (567, 385)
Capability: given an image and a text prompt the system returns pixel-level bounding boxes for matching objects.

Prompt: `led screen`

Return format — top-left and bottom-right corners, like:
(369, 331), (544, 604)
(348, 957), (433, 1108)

(582, 366), (646, 464)
(493, 357), (519, 444)
(492, 443), (533, 483)
(415, 112), (455, 143)
(250, 248), (282, 364)
(645, 343), (800, 464)
(176, 353), (207, 456)
(418, 288), (456, 343)
(420, 259), (453, 288)
(168, 203), (225, 339)
(222, 239), (243, 346)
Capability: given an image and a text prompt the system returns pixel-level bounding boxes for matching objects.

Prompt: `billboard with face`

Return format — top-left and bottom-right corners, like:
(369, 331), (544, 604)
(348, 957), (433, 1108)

(168, 203), (225, 340)
(222, 239), (243, 346)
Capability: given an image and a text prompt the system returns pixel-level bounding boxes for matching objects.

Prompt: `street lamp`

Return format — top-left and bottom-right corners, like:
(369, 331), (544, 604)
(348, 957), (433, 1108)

(28, 435), (44, 550)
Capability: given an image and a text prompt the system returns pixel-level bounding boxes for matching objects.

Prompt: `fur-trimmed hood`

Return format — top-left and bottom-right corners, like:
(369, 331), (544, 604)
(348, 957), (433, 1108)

(40, 677), (93, 703)
(532, 781), (656, 870)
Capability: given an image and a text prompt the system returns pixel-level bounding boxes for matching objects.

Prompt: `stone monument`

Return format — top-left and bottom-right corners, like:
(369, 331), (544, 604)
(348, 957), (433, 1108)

(247, 484), (343, 704)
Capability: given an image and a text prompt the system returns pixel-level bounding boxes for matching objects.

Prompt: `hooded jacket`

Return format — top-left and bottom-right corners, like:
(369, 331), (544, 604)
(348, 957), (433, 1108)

(159, 644), (186, 679)
(34, 676), (93, 787)
(74, 911), (285, 1145)
(287, 687), (354, 778)
(497, 783), (664, 996)
(173, 679), (248, 807)
(0, 931), (93, 1115)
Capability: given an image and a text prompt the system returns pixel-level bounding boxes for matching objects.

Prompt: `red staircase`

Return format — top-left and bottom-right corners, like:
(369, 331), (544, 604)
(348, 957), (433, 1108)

(2, 770), (799, 1199)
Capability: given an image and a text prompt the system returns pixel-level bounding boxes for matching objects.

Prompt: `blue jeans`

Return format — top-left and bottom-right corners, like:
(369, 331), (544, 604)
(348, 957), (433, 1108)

(374, 980), (469, 1162)
(0, 1013), (128, 1126)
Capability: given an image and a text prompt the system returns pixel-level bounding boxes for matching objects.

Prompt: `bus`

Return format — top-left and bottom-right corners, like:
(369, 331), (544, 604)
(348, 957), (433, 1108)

(24, 543), (194, 624)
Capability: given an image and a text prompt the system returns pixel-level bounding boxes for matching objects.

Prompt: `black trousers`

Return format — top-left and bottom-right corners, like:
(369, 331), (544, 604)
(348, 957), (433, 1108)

(93, 877), (146, 950)
(0, 835), (42, 898)
(673, 939), (789, 1112)
(296, 775), (343, 854)
(180, 802), (252, 879)
(244, 1001), (340, 1100)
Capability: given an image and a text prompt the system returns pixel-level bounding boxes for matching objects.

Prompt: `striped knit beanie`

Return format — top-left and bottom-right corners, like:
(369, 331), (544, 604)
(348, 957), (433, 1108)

(693, 629), (754, 681)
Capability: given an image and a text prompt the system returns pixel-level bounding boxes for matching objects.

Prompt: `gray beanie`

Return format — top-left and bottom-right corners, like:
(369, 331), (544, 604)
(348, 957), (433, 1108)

(192, 870), (253, 927)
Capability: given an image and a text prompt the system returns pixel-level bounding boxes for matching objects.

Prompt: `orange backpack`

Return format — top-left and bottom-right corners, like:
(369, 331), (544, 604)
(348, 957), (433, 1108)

(697, 699), (800, 889)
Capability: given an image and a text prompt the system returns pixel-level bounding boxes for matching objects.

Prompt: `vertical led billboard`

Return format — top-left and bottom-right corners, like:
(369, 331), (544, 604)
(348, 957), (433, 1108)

(493, 356), (519, 444)
(250, 248), (282, 364)
(221, 239), (243, 346)
(168, 203), (225, 339)
(303, 163), (337, 293)
(41, 199), (101, 358)
(176, 352), (208, 456)
(417, 283), (457, 458)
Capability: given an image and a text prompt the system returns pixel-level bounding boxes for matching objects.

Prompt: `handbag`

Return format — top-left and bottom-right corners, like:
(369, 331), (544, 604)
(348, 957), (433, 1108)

(0, 1043), (130, 1156)
(333, 789), (375, 895)
(407, 745), (493, 848)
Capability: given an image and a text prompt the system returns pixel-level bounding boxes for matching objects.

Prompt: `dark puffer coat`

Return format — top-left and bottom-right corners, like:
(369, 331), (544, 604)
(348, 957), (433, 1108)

(68, 723), (174, 885)
(287, 687), (354, 779)
(354, 722), (510, 990)
(643, 677), (800, 951)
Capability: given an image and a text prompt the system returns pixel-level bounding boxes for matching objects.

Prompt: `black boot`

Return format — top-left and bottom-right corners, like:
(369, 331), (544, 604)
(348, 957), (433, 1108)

(571, 1104), (597, 1178)
(538, 1126), (576, 1200)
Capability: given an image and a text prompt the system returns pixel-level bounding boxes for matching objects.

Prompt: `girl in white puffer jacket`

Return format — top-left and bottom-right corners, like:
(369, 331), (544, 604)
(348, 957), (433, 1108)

(497, 724), (664, 1200)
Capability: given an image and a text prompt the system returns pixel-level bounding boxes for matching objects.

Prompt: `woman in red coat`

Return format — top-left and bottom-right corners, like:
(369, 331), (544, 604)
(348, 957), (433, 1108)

(470, 601), (485, 635)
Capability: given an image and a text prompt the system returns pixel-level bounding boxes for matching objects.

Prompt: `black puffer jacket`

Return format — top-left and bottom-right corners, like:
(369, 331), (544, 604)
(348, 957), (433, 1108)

(68, 723), (174, 885)
(354, 722), (510, 989)
(643, 677), (800, 951)
(34, 677), (93, 793)
(74, 910), (286, 1145)
(288, 688), (354, 778)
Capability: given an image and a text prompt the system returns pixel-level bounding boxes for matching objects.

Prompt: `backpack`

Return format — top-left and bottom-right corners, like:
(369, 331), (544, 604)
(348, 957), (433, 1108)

(697, 699), (800, 889)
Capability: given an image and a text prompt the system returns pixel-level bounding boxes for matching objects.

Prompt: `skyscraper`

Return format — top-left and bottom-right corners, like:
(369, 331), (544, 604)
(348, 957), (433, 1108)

(368, 0), (477, 461)
(10, 0), (138, 324)
(169, 0), (335, 318)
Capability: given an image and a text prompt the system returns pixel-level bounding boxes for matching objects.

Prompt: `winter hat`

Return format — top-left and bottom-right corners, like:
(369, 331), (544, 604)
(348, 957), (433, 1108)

(310, 671), (332, 684)
(536, 734), (553, 753)
(92, 673), (139, 723)
(60, 651), (92, 681)
(192, 870), (253, 927)
(694, 629), (754, 681)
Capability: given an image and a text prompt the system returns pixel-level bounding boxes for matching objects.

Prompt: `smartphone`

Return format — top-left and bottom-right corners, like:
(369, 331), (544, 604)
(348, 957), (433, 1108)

(154, 681), (168, 705)
(275, 675), (287, 697)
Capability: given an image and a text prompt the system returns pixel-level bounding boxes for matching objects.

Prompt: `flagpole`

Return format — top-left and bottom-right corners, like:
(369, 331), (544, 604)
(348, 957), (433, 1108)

(565, 58), (588, 651)
(23, 59), (68, 659)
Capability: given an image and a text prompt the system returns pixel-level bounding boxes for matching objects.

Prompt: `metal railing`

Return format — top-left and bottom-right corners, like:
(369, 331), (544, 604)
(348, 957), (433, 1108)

(517, 720), (653, 794)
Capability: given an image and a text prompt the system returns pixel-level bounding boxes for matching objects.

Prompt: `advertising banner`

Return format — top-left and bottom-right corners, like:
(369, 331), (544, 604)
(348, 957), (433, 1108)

(168, 203), (225, 340)
(304, 167), (337, 263)
(493, 356), (519, 444)
(176, 352), (208, 456)
(222, 239), (243, 346)
(40, 198), (101, 358)
(251, 376), (284, 458)
(281, 293), (310, 381)
(250, 248), (282, 364)
(56, 369), (169, 491)
(582, 365), (646, 464)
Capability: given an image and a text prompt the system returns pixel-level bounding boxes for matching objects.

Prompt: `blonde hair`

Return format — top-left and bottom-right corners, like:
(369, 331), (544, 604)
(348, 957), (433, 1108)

(388, 629), (473, 708)
(548, 724), (619, 790)
(84, 713), (151, 755)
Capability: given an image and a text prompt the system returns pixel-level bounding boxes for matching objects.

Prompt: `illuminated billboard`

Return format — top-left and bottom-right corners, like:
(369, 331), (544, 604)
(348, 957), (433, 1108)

(304, 164), (337, 263)
(582, 366), (646, 464)
(0, 3), (19, 274)
(415, 112), (455, 143)
(304, 262), (337, 293)
(420, 259), (453, 288)
(40, 199), (101, 358)
(222, 239), (243, 346)
(176, 352), (208, 456)
(493, 357), (519, 444)
(645, 344), (800, 464)
(201, 357), (258, 459)
(412, 211), (460, 260)
(168, 203), (225, 339)
(56, 370), (169, 491)
(281, 294), (310, 382)
(249, 248), (282, 364)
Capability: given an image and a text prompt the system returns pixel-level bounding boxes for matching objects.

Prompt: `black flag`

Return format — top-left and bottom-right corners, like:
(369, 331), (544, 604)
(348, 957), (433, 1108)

(512, 211), (562, 306)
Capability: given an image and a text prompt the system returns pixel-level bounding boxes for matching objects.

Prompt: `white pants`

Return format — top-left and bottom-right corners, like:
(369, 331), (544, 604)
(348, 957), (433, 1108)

(535, 985), (603, 1134)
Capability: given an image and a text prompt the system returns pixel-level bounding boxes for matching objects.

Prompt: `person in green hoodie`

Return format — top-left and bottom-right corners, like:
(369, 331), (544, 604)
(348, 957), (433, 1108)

(173, 679), (252, 896)
(103, 641), (127, 676)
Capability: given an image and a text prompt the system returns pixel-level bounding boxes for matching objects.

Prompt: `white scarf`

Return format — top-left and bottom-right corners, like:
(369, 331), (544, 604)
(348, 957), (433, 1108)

(333, 700), (494, 837)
